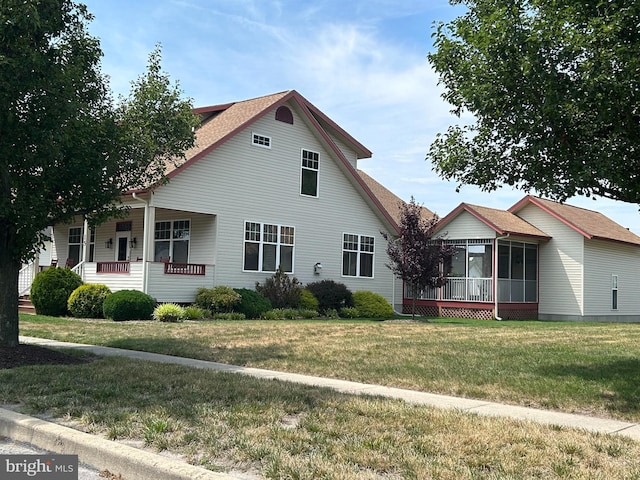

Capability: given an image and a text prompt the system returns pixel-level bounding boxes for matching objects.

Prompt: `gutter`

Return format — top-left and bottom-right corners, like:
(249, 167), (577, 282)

(494, 233), (510, 320)
(132, 192), (149, 294)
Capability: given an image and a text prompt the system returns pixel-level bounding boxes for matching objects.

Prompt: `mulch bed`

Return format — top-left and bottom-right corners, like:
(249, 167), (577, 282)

(0, 345), (93, 369)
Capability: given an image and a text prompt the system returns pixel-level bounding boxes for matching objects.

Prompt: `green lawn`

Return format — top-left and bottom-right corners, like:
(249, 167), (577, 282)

(18, 315), (640, 422)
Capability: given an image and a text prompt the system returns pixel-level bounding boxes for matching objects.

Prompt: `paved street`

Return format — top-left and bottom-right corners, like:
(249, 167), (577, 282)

(0, 436), (105, 480)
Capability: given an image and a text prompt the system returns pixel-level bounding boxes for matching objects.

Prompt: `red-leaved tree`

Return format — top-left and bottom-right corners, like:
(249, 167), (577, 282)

(382, 198), (455, 320)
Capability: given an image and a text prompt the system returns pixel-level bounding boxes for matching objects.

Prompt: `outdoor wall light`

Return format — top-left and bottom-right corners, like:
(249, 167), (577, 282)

(105, 238), (113, 249)
(129, 237), (137, 248)
(314, 262), (322, 274)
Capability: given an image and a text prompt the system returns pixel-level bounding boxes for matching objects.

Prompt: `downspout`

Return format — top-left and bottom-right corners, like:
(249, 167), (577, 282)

(494, 233), (510, 320)
(132, 192), (149, 294)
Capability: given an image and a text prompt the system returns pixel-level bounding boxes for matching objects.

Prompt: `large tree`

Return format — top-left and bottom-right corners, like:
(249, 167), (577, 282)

(382, 198), (454, 320)
(0, 0), (198, 347)
(428, 0), (640, 204)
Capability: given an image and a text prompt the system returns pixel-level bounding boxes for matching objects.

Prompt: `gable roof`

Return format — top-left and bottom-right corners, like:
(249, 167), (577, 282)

(356, 170), (434, 227)
(509, 195), (640, 246)
(436, 202), (550, 240)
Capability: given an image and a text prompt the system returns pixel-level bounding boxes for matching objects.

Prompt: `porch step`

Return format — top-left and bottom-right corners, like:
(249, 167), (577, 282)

(18, 296), (36, 315)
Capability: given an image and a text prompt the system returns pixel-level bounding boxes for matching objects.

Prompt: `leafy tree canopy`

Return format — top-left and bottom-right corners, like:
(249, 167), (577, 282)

(428, 0), (640, 204)
(0, 0), (198, 347)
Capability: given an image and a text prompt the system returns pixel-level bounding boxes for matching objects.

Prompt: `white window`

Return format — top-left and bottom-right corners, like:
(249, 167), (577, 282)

(154, 220), (190, 263)
(612, 275), (618, 310)
(67, 227), (83, 267)
(244, 221), (295, 273)
(342, 233), (374, 278)
(252, 132), (271, 148)
(300, 149), (319, 197)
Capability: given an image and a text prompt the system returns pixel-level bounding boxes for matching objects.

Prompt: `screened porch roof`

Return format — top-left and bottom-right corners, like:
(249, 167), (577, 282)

(436, 203), (551, 240)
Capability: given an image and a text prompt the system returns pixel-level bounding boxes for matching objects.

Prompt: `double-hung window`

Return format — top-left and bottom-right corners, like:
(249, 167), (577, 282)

(300, 149), (319, 197)
(342, 233), (374, 278)
(68, 227), (83, 267)
(612, 275), (618, 310)
(154, 220), (190, 263)
(244, 222), (295, 273)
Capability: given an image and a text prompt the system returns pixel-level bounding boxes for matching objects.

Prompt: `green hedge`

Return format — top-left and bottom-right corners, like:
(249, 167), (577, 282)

(30, 268), (83, 317)
(103, 290), (156, 321)
(68, 284), (112, 318)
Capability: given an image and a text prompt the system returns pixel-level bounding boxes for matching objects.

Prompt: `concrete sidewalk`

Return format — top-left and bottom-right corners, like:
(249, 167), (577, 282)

(3, 335), (640, 478)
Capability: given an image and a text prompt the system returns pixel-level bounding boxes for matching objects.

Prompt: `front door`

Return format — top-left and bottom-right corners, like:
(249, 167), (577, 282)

(115, 232), (130, 261)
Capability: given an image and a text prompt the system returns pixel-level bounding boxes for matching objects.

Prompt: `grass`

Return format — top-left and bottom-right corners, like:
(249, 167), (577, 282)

(19, 315), (640, 422)
(1, 355), (640, 479)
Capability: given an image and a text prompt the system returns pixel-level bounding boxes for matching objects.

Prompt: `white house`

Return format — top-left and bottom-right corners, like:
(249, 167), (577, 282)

(412, 196), (640, 322)
(34, 91), (405, 306)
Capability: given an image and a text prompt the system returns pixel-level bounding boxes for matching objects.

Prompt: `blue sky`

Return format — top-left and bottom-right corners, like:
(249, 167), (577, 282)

(82, 0), (640, 232)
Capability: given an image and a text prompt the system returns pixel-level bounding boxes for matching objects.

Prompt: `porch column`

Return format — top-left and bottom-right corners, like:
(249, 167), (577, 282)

(142, 205), (156, 294)
(81, 218), (89, 279)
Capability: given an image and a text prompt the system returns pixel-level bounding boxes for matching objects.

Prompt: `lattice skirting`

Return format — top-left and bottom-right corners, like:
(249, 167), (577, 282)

(403, 303), (538, 320)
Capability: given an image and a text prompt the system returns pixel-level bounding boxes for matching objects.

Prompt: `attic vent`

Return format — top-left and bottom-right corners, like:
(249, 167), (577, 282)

(275, 106), (293, 124)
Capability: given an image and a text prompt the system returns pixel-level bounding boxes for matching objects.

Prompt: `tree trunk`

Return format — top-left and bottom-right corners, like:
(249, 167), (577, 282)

(0, 232), (20, 348)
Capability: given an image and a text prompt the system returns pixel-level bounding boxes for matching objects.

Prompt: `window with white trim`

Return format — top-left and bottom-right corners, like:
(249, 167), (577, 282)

(612, 275), (618, 310)
(252, 132), (271, 148)
(300, 149), (319, 197)
(244, 221), (295, 273)
(154, 220), (190, 263)
(342, 233), (374, 278)
(68, 227), (83, 267)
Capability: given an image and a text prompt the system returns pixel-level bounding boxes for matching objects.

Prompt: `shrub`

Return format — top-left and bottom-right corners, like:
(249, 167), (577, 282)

(30, 267), (84, 316)
(214, 312), (246, 321)
(195, 286), (241, 314)
(353, 291), (394, 319)
(256, 267), (302, 309)
(305, 280), (354, 313)
(184, 306), (208, 320)
(299, 289), (319, 311)
(298, 309), (318, 319)
(340, 307), (360, 319)
(103, 290), (156, 321)
(323, 308), (340, 319)
(68, 284), (112, 318)
(153, 303), (185, 322)
(233, 288), (272, 319)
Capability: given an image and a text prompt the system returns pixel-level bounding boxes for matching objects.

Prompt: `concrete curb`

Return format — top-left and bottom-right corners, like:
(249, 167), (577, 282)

(0, 407), (237, 480)
(17, 336), (640, 443)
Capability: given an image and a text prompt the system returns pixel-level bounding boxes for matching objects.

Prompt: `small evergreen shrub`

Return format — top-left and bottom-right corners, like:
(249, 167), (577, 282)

(323, 308), (340, 319)
(184, 306), (208, 320)
(299, 289), (319, 311)
(340, 306), (360, 319)
(233, 288), (272, 319)
(305, 280), (354, 313)
(153, 303), (185, 322)
(103, 290), (156, 321)
(68, 284), (112, 318)
(195, 286), (241, 314)
(353, 291), (394, 319)
(214, 312), (246, 321)
(298, 309), (318, 319)
(255, 267), (302, 308)
(31, 267), (84, 316)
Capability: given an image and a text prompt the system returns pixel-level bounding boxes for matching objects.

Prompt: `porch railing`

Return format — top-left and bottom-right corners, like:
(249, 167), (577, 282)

(164, 262), (206, 276)
(96, 261), (130, 274)
(18, 262), (36, 296)
(409, 277), (493, 302)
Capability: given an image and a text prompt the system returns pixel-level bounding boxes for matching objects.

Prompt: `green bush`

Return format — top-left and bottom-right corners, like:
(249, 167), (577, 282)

(305, 280), (354, 313)
(299, 289), (319, 310)
(153, 303), (185, 322)
(233, 288), (272, 319)
(298, 309), (318, 319)
(184, 306), (208, 320)
(103, 290), (156, 321)
(340, 306), (360, 319)
(323, 308), (340, 319)
(68, 284), (112, 318)
(195, 286), (241, 314)
(353, 291), (394, 319)
(214, 312), (246, 321)
(30, 267), (84, 316)
(256, 267), (302, 308)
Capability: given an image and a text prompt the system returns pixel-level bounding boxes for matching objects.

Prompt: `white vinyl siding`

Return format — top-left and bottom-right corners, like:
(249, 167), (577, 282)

(149, 102), (395, 302)
(517, 204), (584, 318)
(442, 211), (497, 239)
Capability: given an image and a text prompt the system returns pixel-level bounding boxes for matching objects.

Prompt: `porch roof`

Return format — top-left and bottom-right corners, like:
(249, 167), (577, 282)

(437, 203), (551, 240)
(510, 196), (640, 246)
